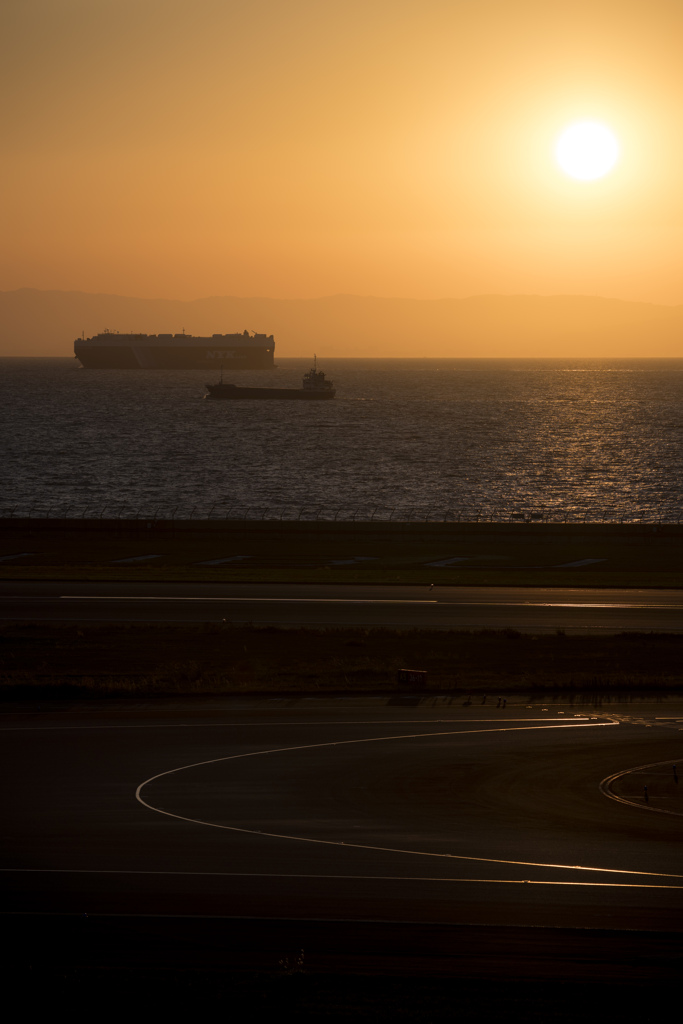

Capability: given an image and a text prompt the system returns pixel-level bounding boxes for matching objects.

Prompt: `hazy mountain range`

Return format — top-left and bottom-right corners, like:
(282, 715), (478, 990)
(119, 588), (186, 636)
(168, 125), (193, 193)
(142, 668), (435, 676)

(1, 288), (682, 358)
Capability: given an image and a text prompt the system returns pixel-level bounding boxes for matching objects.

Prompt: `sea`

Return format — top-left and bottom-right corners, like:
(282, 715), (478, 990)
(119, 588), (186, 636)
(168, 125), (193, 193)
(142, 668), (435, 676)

(2, 357), (683, 522)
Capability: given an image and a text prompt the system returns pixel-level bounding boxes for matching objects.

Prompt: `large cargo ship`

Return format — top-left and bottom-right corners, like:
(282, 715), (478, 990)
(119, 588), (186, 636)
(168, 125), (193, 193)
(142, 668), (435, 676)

(74, 329), (274, 369)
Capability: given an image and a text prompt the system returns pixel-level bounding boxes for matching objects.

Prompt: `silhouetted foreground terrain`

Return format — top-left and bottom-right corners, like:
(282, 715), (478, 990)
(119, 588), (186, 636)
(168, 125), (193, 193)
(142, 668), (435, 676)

(2, 519), (683, 587)
(10, 921), (680, 1022)
(2, 622), (682, 697)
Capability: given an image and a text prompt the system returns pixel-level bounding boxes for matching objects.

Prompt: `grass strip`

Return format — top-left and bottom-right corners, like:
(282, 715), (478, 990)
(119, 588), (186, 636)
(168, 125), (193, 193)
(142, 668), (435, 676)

(1, 566), (683, 587)
(2, 621), (682, 699)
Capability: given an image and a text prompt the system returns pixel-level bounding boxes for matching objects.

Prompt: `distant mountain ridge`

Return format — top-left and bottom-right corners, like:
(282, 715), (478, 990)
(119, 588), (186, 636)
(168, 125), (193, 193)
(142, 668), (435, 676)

(1, 288), (682, 357)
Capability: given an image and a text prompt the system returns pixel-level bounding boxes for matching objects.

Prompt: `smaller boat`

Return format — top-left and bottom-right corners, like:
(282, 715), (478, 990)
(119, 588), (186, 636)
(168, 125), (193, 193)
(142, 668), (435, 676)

(205, 356), (336, 400)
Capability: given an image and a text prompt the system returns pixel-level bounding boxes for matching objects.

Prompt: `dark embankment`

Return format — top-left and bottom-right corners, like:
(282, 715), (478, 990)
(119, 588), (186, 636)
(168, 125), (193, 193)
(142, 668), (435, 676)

(8, 917), (680, 1021)
(2, 621), (682, 698)
(2, 518), (683, 586)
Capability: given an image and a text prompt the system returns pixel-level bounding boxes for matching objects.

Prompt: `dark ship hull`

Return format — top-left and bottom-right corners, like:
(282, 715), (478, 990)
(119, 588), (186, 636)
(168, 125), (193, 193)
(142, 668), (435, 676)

(75, 331), (274, 369)
(206, 358), (335, 400)
(205, 384), (335, 400)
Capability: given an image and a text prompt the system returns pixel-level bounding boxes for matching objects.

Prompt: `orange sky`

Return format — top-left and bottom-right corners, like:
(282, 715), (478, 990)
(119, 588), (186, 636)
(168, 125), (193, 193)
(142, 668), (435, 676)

(2, 0), (683, 305)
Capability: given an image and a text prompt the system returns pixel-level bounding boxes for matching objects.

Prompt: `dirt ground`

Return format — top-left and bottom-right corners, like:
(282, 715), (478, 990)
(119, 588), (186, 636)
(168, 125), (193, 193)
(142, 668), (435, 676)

(2, 621), (682, 698)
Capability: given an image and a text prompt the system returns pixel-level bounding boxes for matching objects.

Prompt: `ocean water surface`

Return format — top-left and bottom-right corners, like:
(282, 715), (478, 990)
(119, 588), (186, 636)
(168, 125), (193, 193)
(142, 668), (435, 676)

(2, 358), (683, 521)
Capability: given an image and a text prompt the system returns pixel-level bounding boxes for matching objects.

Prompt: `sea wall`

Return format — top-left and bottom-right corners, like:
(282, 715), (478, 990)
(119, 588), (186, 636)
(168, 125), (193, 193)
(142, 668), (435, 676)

(1, 518), (680, 539)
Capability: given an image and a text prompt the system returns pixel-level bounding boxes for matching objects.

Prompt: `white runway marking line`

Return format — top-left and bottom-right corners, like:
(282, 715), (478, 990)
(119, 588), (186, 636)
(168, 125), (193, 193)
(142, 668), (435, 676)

(556, 559), (607, 568)
(196, 556), (253, 566)
(0, 552), (35, 563)
(134, 720), (683, 881)
(328, 557), (379, 565)
(56, 596), (683, 609)
(61, 596), (438, 604)
(2, 868), (682, 890)
(528, 602), (683, 609)
(425, 558), (607, 569)
(425, 557), (471, 567)
(110, 555), (162, 564)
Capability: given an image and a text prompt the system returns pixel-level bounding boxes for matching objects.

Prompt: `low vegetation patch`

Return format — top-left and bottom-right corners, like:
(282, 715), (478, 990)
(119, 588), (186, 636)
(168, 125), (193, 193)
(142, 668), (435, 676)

(1, 622), (682, 699)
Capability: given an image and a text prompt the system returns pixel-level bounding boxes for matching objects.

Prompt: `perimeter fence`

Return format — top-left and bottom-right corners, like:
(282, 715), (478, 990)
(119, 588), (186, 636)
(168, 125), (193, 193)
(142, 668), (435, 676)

(2, 504), (683, 525)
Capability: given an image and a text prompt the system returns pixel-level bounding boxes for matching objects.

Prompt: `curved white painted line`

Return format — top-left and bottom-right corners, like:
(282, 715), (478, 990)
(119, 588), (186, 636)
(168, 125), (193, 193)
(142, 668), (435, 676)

(134, 719), (682, 880)
(3, 867), (683, 890)
(600, 759), (683, 818)
(0, 717), (583, 733)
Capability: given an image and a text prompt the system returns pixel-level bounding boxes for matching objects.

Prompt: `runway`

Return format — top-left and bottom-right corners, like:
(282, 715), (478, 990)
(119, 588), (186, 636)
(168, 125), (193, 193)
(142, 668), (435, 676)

(2, 697), (682, 939)
(2, 581), (683, 631)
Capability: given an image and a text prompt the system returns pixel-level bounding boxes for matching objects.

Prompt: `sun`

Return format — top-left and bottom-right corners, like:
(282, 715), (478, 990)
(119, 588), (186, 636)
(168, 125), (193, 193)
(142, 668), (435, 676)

(555, 121), (620, 180)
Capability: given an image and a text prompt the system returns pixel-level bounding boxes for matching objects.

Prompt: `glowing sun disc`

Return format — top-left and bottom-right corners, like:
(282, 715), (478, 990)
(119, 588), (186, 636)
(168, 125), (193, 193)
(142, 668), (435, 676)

(555, 122), (619, 180)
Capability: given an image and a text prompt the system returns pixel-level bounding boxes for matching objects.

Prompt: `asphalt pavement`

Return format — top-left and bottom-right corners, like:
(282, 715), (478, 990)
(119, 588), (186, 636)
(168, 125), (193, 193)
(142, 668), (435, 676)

(2, 698), (682, 931)
(2, 581), (683, 631)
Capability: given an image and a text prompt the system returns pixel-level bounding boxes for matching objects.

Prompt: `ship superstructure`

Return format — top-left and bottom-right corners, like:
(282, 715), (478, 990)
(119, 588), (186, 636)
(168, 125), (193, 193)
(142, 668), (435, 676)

(74, 329), (274, 369)
(205, 356), (335, 400)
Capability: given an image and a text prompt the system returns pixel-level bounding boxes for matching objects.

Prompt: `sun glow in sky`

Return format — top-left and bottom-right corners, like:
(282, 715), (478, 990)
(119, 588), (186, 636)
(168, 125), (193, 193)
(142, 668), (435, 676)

(2, 0), (683, 308)
(555, 122), (620, 180)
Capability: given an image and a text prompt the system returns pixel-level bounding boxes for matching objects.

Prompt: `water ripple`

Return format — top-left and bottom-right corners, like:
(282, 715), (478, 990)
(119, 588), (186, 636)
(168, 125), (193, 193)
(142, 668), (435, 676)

(1, 357), (683, 521)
